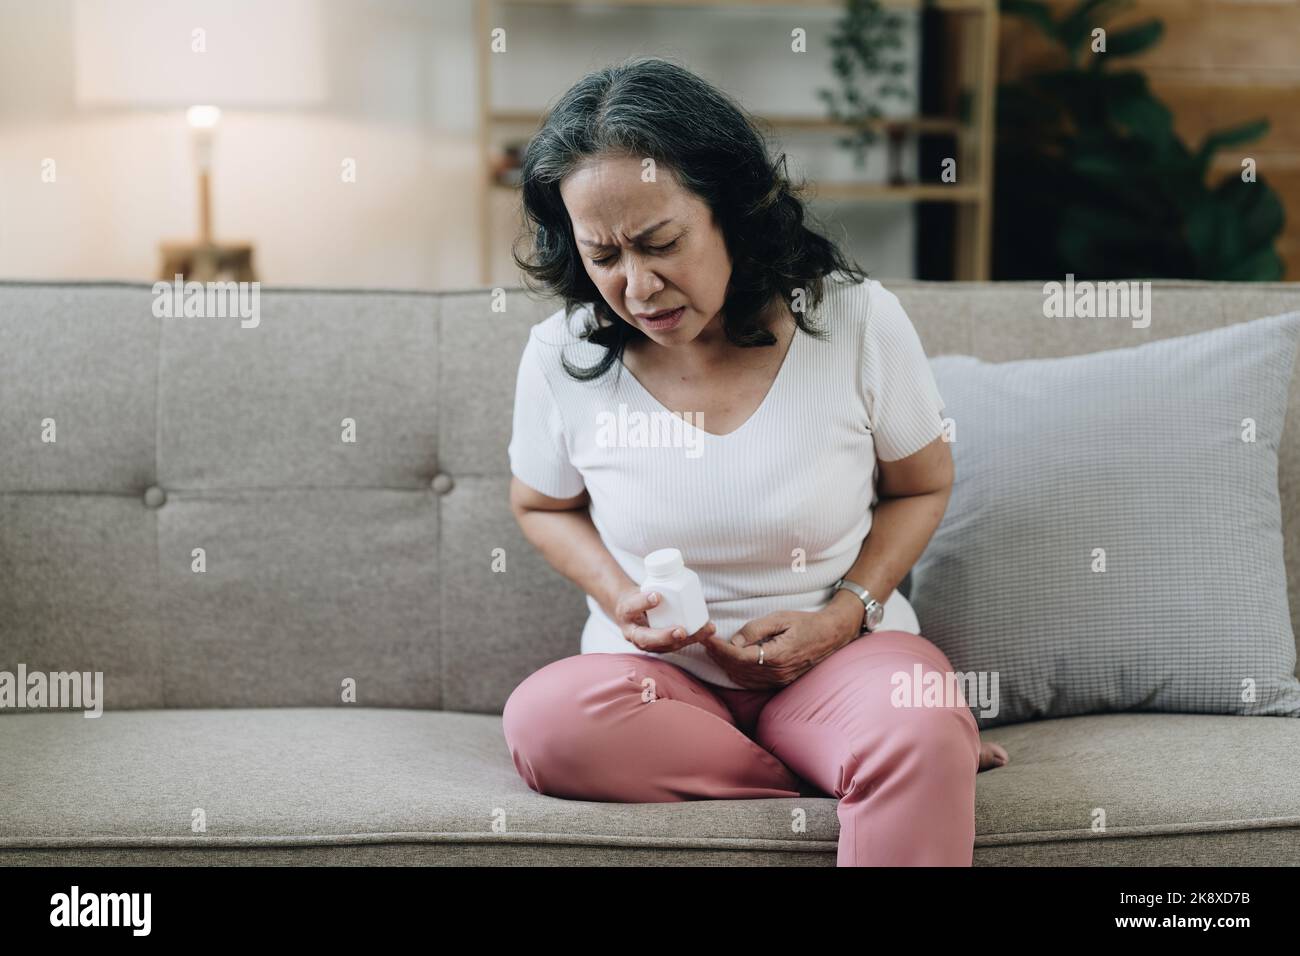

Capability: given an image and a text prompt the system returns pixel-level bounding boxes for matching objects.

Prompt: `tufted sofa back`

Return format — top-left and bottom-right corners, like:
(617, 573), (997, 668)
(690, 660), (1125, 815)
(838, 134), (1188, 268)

(2, 279), (1298, 714)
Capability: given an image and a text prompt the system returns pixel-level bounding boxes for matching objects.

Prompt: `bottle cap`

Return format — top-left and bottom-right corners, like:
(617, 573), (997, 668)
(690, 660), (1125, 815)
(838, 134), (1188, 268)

(644, 548), (684, 578)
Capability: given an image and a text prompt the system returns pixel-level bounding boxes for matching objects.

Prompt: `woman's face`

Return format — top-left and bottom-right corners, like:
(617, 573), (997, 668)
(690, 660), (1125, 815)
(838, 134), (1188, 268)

(559, 154), (732, 347)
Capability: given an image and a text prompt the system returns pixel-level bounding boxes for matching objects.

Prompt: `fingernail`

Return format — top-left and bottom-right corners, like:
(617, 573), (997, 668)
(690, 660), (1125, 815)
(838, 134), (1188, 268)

(675, 629), (685, 639)
(650, 593), (659, 603)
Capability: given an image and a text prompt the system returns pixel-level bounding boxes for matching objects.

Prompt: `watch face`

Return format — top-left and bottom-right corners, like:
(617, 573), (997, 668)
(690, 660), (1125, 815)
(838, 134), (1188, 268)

(866, 604), (885, 629)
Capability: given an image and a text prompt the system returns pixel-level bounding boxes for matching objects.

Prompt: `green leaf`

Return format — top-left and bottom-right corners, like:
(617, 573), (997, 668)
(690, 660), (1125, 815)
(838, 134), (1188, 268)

(1192, 118), (1270, 178)
(1202, 118), (1271, 152)
(1213, 175), (1286, 247)
(1184, 197), (1233, 268)
(1058, 0), (1134, 57)
(1218, 245), (1285, 282)
(1000, 0), (1058, 39)
(1110, 92), (1173, 137)
(1184, 175), (1285, 278)
(1102, 20), (1163, 57)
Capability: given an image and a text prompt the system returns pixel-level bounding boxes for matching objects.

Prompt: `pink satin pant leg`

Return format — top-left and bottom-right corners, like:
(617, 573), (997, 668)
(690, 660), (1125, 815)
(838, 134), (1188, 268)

(502, 630), (981, 866)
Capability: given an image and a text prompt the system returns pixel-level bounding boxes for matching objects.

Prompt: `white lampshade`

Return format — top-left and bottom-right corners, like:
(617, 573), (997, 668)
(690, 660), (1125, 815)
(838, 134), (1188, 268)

(73, 0), (327, 108)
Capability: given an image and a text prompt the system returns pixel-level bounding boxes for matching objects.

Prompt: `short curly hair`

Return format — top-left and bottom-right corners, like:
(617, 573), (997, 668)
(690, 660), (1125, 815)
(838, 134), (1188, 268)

(511, 56), (869, 383)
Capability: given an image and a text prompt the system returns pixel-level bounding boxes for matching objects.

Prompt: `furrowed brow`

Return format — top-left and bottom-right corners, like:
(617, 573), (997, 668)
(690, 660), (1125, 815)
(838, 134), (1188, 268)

(577, 219), (673, 249)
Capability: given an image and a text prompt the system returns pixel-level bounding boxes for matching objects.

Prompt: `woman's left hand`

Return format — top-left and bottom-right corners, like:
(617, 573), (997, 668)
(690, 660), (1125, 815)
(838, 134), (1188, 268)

(702, 609), (852, 689)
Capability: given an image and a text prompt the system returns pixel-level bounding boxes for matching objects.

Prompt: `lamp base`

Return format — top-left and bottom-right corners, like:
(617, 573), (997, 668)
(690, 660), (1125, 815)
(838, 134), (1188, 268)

(159, 241), (256, 282)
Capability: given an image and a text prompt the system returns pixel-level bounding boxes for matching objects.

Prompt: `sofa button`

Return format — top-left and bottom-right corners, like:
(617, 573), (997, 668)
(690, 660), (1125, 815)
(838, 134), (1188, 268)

(430, 473), (454, 495)
(143, 485), (167, 508)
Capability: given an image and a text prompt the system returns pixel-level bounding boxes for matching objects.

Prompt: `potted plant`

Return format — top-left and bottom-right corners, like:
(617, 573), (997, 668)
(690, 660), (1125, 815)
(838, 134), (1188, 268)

(994, 0), (1286, 280)
(817, 0), (918, 170)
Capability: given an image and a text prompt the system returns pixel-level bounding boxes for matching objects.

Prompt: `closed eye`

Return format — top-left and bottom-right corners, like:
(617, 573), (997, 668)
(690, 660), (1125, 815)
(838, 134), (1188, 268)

(592, 239), (678, 268)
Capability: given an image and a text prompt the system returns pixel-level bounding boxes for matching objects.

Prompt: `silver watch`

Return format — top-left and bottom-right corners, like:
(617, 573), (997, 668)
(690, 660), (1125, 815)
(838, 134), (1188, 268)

(833, 577), (885, 633)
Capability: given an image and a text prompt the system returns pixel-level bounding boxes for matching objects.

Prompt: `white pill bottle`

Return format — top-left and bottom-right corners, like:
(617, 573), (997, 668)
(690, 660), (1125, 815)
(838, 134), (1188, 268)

(640, 547), (710, 636)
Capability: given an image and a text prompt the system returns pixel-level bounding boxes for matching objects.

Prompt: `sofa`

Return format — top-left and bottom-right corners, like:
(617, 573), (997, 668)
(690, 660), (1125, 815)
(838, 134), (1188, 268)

(2, 277), (1298, 866)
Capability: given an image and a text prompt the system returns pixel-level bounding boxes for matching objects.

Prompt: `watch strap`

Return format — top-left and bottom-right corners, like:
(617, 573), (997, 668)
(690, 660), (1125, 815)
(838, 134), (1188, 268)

(834, 577), (884, 632)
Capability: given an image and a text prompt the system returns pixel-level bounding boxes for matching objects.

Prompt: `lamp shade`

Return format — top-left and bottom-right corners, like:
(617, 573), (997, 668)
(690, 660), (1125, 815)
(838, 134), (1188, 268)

(73, 0), (327, 108)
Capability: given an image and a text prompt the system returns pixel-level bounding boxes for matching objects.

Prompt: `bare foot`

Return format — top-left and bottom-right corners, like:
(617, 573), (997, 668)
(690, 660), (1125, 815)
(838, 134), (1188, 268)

(978, 741), (1009, 772)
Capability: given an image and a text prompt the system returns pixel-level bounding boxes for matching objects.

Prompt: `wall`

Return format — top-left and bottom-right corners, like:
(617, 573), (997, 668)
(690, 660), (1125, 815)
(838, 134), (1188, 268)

(0, 0), (921, 290)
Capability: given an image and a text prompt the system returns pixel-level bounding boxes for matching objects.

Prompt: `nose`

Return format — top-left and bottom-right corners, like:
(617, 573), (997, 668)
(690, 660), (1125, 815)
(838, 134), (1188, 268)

(624, 254), (663, 303)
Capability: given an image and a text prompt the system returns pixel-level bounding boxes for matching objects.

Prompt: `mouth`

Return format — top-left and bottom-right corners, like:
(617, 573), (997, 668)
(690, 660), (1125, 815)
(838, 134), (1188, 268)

(637, 306), (685, 330)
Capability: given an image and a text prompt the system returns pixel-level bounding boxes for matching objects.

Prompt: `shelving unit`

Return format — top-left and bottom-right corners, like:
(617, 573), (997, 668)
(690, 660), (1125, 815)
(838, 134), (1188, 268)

(474, 0), (998, 284)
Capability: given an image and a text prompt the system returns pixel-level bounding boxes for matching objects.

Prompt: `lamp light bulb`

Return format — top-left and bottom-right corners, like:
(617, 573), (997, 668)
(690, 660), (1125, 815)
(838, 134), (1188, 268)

(186, 105), (222, 129)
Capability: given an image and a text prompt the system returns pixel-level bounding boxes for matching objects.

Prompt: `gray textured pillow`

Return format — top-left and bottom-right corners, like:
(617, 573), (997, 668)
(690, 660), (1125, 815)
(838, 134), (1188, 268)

(911, 311), (1300, 729)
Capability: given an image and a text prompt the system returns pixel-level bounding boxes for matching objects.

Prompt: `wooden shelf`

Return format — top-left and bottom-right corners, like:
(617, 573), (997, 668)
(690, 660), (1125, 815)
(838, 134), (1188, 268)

(476, 0), (999, 282)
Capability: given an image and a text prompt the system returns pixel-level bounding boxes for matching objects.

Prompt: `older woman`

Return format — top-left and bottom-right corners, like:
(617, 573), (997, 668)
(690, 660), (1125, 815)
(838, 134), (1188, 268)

(502, 57), (1006, 867)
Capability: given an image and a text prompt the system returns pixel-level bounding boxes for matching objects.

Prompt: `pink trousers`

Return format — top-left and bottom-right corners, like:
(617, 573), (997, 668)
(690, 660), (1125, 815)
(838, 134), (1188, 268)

(502, 630), (981, 866)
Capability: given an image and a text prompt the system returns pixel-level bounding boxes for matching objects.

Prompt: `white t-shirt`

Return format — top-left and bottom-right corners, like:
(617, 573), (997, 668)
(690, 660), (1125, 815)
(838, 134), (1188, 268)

(507, 274), (947, 689)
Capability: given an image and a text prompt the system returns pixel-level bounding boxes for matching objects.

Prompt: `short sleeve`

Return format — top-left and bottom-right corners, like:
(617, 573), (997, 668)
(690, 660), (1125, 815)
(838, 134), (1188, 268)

(507, 331), (586, 499)
(861, 281), (947, 462)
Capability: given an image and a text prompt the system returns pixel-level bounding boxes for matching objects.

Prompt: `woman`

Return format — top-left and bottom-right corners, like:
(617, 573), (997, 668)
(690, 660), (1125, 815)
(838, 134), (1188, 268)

(502, 57), (1007, 867)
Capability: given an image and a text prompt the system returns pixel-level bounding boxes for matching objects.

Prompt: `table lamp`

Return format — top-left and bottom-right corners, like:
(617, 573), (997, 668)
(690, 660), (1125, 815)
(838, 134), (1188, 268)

(73, 0), (327, 281)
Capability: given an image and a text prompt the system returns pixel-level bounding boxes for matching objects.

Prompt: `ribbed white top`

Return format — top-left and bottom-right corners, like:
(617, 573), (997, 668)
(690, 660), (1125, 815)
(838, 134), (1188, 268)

(508, 274), (947, 689)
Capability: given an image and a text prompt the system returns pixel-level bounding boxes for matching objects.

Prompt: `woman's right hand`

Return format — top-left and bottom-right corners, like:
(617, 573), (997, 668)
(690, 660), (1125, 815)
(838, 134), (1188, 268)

(614, 588), (716, 653)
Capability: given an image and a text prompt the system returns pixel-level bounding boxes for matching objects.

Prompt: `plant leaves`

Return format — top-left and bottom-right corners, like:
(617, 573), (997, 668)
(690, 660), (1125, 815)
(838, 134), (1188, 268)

(1213, 175), (1286, 247)
(1058, 0), (1135, 58)
(1102, 19), (1163, 57)
(1193, 119), (1270, 179)
(1001, 0), (1058, 39)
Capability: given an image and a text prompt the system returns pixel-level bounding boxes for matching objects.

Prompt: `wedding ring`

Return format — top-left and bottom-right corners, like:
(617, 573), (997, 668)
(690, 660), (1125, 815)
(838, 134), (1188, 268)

(758, 644), (765, 665)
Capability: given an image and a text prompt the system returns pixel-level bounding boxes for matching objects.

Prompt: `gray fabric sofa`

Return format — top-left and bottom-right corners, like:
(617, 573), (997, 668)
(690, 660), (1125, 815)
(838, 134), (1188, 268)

(2, 278), (1299, 866)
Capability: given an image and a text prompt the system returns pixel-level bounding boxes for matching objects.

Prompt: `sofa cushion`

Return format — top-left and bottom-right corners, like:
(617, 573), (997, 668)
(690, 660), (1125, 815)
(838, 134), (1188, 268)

(0, 708), (836, 865)
(1, 709), (1297, 865)
(970, 712), (1300, 865)
(911, 311), (1300, 728)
